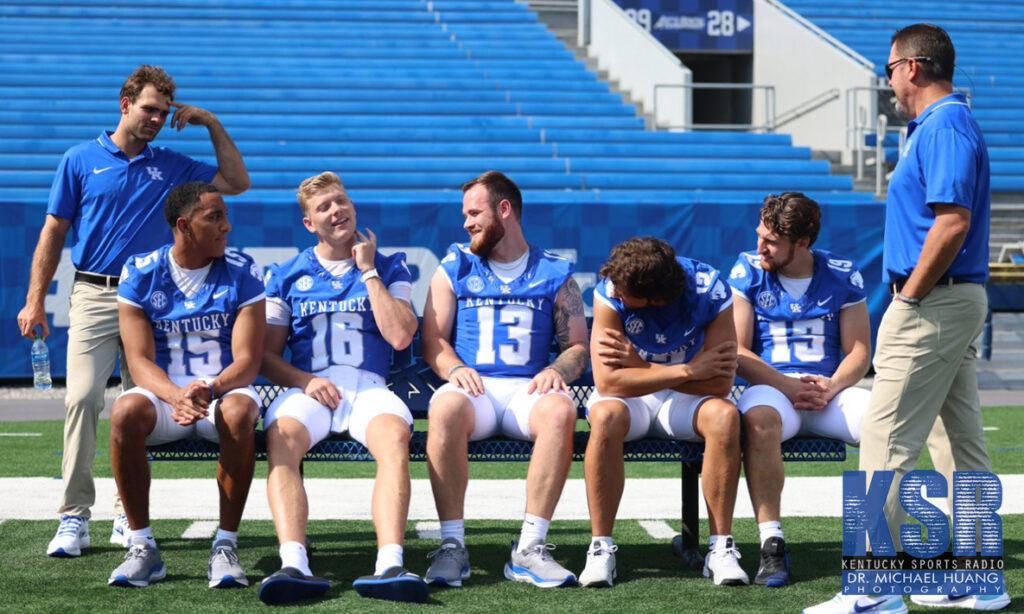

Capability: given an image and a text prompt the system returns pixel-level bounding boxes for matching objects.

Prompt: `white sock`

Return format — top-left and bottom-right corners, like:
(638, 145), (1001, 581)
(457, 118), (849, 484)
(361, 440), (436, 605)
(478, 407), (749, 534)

(375, 544), (404, 576)
(214, 528), (238, 547)
(758, 521), (784, 546)
(440, 519), (465, 547)
(517, 513), (549, 552)
(129, 527), (156, 548)
(280, 541), (311, 576)
(709, 534), (731, 551)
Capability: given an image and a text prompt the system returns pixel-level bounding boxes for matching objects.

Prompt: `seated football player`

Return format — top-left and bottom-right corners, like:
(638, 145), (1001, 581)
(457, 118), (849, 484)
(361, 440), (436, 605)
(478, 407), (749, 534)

(108, 181), (264, 589)
(257, 172), (426, 605)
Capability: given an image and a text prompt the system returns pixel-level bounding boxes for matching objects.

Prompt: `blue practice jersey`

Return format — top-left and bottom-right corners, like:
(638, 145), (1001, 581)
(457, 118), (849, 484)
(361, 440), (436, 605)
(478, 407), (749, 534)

(594, 257), (731, 365)
(117, 245), (266, 378)
(727, 249), (866, 376)
(265, 248), (412, 379)
(441, 243), (574, 377)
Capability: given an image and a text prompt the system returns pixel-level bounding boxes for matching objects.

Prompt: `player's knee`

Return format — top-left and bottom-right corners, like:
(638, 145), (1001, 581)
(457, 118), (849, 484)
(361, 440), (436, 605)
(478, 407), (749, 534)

(587, 402), (630, 440)
(217, 395), (259, 433)
(534, 395), (576, 431)
(110, 395), (154, 438)
(368, 413), (412, 446)
(428, 393), (473, 433)
(698, 399), (741, 439)
(742, 405), (782, 441)
(266, 418), (309, 462)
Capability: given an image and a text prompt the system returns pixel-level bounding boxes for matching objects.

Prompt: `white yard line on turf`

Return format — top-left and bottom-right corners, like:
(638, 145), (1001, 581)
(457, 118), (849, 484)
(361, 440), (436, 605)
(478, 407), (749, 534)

(182, 520), (219, 539)
(4, 476), (1023, 521)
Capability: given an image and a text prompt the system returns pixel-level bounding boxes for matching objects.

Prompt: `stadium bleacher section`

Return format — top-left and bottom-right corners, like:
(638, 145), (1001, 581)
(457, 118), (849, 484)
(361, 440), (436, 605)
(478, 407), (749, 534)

(0, 0), (869, 206)
(784, 0), (1024, 193)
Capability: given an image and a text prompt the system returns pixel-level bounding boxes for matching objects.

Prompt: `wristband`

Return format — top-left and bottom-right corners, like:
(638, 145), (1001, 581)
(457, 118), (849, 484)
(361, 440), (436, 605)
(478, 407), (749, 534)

(447, 364), (466, 378)
(207, 382), (218, 402)
(896, 292), (921, 306)
(360, 268), (380, 283)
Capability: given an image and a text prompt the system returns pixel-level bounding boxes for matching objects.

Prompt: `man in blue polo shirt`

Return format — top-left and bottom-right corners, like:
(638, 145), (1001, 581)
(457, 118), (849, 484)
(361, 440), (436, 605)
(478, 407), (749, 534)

(804, 24), (1010, 614)
(15, 64), (250, 558)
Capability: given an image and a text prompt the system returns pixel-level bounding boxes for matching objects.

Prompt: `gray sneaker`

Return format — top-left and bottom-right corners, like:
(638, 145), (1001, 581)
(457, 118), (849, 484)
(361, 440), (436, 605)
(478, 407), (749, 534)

(208, 539), (249, 588)
(503, 540), (576, 588)
(108, 537), (166, 587)
(424, 538), (471, 587)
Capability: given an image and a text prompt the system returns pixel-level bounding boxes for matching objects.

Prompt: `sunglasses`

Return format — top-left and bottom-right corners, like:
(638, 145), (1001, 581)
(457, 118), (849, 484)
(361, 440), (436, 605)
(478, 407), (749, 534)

(885, 56), (932, 80)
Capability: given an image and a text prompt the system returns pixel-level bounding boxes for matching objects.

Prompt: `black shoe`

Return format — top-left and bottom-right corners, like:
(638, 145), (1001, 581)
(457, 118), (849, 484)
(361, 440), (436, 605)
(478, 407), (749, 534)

(353, 566), (429, 603)
(258, 567), (330, 604)
(753, 536), (791, 587)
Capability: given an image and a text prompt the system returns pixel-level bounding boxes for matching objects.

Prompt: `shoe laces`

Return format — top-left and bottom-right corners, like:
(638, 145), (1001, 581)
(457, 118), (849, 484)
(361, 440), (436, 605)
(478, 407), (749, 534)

(427, 543), (458, 560)
(713, 544), (741, 561)
(523, 542), (557, 561)
(588, 543), (618, 557)
(57, 516), (84, 537)
(124, 543), (151, 561)
(212, 545), (240, 566)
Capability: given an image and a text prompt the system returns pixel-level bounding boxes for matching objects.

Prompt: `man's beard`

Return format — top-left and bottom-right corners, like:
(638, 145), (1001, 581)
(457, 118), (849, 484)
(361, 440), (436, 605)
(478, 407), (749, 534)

(470, 220), (505, 257)
(761, 244), (795, 272)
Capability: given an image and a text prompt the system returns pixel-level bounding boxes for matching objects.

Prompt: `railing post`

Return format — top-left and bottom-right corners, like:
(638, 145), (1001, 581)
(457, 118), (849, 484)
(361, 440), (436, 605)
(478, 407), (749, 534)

(875, 113), (888, 198)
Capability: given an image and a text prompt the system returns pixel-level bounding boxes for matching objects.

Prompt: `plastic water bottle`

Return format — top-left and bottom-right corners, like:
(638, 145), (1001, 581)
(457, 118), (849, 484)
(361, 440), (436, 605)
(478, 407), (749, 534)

(31, 334), (52, 391)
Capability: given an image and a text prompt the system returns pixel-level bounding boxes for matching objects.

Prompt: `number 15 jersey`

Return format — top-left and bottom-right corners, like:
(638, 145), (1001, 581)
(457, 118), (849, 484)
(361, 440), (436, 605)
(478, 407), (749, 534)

(440, 243), (574, 378)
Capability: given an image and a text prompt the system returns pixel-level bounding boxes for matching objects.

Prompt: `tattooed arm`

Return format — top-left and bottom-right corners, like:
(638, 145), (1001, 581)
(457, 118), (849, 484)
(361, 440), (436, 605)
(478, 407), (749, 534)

(527, 277), (589, 394)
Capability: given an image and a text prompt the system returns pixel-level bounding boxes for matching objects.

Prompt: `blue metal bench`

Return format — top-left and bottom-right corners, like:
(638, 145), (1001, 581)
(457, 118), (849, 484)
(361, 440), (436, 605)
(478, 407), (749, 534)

(146, 322), (847, 567)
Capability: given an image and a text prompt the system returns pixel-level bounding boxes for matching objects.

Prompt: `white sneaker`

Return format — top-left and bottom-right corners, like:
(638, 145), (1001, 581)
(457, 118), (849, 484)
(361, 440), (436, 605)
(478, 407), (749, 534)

(910, 592), (1011, 610)
(110, 514), (130, 548)
(46, 515), (90, 557)
(578, 540), (617, 588)
(702, 537), (749, 586)
(802, 593), (907, 614)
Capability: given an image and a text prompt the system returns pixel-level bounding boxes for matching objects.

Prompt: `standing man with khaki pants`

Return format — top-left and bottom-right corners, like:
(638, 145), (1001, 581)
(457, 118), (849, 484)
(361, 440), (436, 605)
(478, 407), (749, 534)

(15, 65), (249, 557)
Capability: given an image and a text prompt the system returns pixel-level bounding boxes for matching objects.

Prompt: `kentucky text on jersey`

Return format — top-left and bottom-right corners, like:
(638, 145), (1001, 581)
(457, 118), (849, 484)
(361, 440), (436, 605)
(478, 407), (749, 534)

(462, 297), (547, 310)
(298, 297), (369, 317)
(153, 312), (231, 334)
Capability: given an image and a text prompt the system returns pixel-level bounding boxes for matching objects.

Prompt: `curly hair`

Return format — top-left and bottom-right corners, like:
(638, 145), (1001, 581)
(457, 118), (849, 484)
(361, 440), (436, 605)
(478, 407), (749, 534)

(165, 182), (219, 228)
(296, 171), (347, 215)
(760, 192), (821, 246)
(461, 170), (522, 221)
(599, 236), (685, 304)
(119, 64), (176, 103)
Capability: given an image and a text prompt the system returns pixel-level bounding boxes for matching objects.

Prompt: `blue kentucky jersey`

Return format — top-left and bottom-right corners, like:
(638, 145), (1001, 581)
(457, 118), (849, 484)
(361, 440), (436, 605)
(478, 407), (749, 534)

(595, 257), (731, 365)
(727, 249), (866, 376)
(442, 243), (574, 377)
(117, 245), (266, 378)
(265, 248), (412, 379)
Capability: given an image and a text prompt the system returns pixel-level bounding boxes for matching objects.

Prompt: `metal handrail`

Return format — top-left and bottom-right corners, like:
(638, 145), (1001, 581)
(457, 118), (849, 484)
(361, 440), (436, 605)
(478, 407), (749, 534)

(653, 82), (776, 132)
(776, 88), (841, 129)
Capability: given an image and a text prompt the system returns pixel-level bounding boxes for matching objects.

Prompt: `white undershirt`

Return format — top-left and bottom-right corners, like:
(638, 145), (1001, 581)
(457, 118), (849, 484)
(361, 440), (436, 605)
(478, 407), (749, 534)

(777, 273), (812, 300)
(488, 250), (529, 283)
(168, 252), (211, 299)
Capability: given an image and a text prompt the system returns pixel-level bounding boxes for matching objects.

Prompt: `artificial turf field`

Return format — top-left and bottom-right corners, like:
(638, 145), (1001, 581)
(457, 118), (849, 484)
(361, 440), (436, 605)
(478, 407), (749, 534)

(0, 407), (1019, 612)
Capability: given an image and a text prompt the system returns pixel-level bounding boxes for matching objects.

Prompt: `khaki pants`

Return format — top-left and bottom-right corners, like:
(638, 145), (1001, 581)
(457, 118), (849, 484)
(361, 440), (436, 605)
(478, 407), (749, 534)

(59, 281), (132, 519)
(859, 283), (992, 549)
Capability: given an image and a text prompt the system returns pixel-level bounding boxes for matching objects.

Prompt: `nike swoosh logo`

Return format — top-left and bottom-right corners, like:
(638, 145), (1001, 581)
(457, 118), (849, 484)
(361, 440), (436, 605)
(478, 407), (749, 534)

(853, 600), (891, 613)
(946, 595), (969, 602)
(817, 296), (833, 307)
(93, 166), (113, 174)
(684, 327), (696, 336)
(528, 280), (545, 289)
(213, 289), (229, 299)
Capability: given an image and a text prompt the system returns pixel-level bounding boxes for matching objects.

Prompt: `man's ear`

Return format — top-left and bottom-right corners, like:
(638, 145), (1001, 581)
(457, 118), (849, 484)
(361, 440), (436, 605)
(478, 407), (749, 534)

(120, 96), (131, 115)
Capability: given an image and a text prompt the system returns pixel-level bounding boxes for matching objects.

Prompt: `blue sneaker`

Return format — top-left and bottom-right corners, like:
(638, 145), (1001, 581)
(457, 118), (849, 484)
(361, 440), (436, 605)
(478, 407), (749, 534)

(503, 540), (576, 588)
(108, 538), (166, 588)
(258, 567), (330, 605)
(353, 566), (429, 603)
(424, 538), (470, 587)
(911, 592), (1011, 610)
(753, 536), (790, 587)
(803, 593), (907, 614)
(109, 514), (130, 548)
(46, 515), (89, 557)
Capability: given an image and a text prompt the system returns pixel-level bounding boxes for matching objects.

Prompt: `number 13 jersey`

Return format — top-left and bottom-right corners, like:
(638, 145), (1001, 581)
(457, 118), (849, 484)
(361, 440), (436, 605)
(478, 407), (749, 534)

(440, 243), (574, 378)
